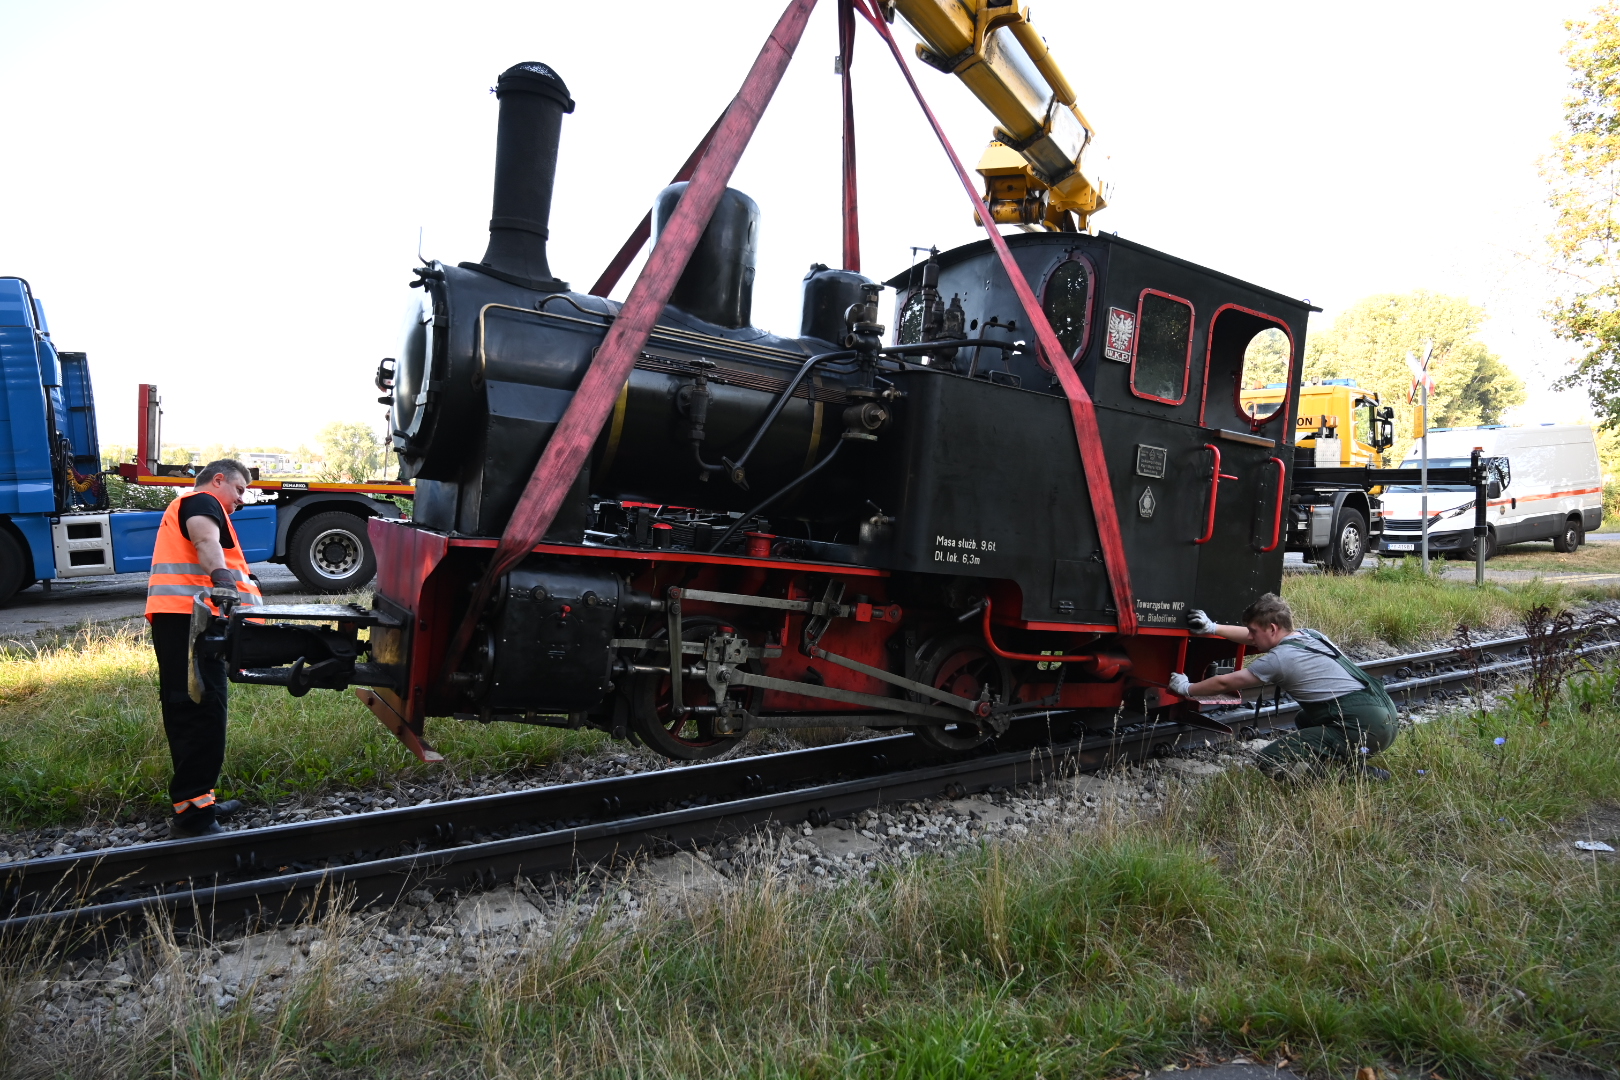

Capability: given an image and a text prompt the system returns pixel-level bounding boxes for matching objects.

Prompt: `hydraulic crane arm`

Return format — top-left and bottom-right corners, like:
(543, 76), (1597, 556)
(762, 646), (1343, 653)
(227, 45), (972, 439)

(883, 0), (1104, 231)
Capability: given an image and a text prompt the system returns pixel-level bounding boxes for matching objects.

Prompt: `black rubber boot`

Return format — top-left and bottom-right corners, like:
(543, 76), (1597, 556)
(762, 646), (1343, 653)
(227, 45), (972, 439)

(213, 799), (243, 821)
(170, 812), (224, 838)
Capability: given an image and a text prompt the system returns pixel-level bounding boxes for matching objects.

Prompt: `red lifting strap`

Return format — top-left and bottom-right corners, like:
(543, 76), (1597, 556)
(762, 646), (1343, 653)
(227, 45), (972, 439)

(838, 0), (860, 272)
(442, 0), (821, 681)
(853, 0), (1138, 635)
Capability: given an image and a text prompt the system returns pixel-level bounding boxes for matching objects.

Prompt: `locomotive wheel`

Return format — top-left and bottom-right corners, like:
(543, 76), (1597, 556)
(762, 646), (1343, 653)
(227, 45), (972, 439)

(631, 617), (758, 761)
(910, 635), (1013, 754)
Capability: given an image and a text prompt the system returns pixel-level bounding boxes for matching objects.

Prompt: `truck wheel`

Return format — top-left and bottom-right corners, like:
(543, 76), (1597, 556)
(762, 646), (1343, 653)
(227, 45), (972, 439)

(1324, 509), (1367, 574)
(288, 511), (376, 592)
(1554, 517), (1581, 553)
(0, 530), (27, 605)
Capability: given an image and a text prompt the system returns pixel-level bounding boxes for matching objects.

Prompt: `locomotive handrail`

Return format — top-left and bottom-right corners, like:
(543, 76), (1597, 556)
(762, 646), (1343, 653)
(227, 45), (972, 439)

(981, 599), (1098, 663)
(879, 338), (1017, 357)
(1195, 443), (1239, 545)
(1259, 456), (1287, 553)
(474, 302), (549, 387)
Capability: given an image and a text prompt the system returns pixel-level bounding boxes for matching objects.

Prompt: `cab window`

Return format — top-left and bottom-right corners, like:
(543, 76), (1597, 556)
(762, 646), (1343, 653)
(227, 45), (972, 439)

(896, 292), (925, 345)
(1241, 328), (1291, 390)
(1040, 255), (1094, 361)
(1130, 291), (1194, 404)
(1202, 303), (1295, 430)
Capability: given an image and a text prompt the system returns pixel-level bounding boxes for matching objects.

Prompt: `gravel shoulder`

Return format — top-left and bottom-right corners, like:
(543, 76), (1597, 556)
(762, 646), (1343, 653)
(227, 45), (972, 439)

(10, 741), (1223, 1035)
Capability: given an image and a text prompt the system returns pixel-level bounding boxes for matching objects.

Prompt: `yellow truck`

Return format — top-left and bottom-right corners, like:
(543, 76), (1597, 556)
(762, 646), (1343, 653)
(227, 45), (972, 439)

(1241, 379), (1397, 572)
(1241, 379), (1393, 467)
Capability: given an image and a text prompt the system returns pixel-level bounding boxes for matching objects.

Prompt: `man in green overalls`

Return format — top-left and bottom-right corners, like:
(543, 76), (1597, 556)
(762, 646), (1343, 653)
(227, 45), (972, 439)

(1167, 593), (1399, 781)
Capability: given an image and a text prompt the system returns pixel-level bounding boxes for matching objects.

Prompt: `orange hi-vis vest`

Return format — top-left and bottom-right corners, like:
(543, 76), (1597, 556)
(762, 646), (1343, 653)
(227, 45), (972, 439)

(144, 492), (265, 619)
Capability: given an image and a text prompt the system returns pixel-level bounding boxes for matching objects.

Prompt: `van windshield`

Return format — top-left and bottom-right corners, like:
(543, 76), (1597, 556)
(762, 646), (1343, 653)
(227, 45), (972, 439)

(1388, 457), (1476, 493)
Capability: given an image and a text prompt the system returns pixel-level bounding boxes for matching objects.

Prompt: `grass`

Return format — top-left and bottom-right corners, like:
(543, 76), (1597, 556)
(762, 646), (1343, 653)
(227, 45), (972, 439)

(8, 664), (1619, 1078)
(1282, 556), (1620, 649)
(0, 625), (606, 828)
(1487, 538), (1620, 574)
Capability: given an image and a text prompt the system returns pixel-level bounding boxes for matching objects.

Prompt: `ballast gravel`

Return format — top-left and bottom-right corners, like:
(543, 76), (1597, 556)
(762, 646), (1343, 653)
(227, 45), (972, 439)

(12, 741), (1270, 1040)
(0, 728), (878, 864)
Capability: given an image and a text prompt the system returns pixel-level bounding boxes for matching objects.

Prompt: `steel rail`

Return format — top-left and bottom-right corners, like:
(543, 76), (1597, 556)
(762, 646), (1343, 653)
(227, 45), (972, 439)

(3, 631), (1612, 938)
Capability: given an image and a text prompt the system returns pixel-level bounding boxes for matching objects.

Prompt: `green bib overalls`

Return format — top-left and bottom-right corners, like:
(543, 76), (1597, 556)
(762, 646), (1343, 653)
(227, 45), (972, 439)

(1253, 629), (1400, 777)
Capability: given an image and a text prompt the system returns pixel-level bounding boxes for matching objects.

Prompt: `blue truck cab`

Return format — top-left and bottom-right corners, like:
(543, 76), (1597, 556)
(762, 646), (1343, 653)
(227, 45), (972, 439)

(0, 277), (398, 603)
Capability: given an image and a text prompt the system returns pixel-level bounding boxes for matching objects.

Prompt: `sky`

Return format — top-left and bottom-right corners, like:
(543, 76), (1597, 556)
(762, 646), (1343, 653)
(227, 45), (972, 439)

(0, 0), (1601, 449)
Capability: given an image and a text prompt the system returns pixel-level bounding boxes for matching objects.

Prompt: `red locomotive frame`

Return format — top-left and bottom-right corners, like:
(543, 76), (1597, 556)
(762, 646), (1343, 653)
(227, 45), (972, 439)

(355, 518), (1249, 763)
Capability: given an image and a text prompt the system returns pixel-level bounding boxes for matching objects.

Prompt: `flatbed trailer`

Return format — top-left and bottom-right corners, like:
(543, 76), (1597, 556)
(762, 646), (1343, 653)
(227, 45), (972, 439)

(0, 282), (407, 604)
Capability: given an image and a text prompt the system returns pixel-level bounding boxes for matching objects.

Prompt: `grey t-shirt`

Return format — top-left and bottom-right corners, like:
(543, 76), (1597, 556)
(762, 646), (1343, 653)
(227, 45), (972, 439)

(1245, 631), (1363, 702)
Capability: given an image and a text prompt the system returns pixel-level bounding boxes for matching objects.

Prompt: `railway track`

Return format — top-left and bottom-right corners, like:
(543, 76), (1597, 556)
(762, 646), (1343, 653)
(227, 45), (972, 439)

(4, 631), (1613, 940)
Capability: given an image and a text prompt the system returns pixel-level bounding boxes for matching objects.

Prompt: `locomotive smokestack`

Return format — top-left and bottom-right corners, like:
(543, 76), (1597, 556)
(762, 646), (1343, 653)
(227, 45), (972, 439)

(475, 61), (574, 291)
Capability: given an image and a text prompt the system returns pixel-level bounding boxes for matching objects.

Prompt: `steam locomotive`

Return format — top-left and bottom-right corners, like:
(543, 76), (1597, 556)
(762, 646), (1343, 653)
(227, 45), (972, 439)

(219, 62), (1314, 762)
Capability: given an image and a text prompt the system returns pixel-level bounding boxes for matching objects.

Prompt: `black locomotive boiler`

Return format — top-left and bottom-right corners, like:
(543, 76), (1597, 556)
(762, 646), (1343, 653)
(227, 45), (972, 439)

(222, 62), (1313, 762)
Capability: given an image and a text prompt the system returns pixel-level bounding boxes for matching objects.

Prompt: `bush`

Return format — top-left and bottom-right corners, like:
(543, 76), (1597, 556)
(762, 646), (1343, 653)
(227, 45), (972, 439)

(101, 475), (180, 511)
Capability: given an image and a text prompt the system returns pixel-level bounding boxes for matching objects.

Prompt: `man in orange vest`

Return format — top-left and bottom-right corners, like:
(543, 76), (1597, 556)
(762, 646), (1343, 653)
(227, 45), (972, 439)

(145, 459), (265, 837)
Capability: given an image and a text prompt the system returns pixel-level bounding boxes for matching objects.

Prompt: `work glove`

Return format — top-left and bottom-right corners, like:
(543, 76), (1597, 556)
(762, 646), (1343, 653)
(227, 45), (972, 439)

(1168, 672), (1192, 698)
(1187, 609), (1217, 635)
(208, 568), (239, 608)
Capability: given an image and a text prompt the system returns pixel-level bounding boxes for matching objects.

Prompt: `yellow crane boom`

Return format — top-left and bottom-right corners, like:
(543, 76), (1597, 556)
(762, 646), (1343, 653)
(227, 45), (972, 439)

(884, 0), (1104, 231)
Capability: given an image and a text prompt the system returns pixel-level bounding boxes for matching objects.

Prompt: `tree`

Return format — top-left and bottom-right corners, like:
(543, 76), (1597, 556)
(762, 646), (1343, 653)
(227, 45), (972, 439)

(160, 444), (195, 467)
(317, 421), (388, 483)
(1545, 5), (1620, 428)
(1596, 422), (1620, 525)
(1242, 327), (1291, 388)
(1302, 291), (1526, 464)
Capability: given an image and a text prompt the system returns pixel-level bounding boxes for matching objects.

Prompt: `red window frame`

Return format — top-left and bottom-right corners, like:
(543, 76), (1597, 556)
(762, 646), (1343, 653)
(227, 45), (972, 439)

(1129, 289), (1195, 406)
(1196, 302), (1295, 431)
(1036, 251), (1097, 369)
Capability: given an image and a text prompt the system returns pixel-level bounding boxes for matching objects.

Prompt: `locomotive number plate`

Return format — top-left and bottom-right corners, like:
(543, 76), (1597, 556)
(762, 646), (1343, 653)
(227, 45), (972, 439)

(1135, 445), (1167, 478)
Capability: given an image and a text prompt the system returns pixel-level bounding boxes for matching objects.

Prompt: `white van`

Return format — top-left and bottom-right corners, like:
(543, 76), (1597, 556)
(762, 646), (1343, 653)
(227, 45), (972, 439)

(1377, 425), (1603, 559)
